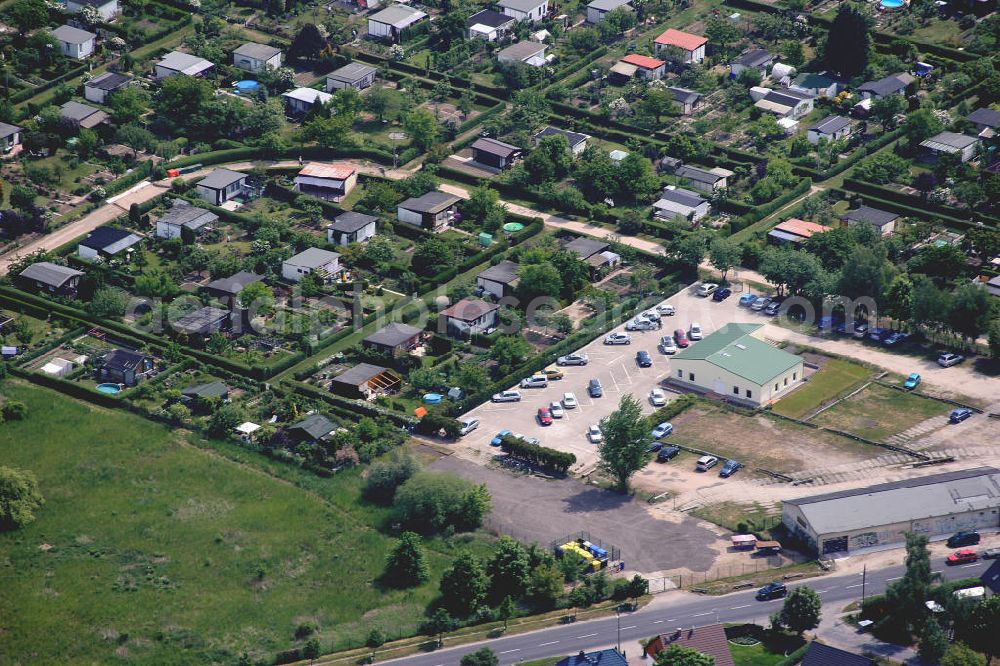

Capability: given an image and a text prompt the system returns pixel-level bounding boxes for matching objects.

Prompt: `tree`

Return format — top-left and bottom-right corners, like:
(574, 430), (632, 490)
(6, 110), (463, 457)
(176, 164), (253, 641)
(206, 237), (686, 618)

(672, 234), (707, 272)
(948, 283), (994, 346)
(2, 401), (27, 421)
(640, 87), (678, 123)
(907, 243), (967, 283)
(106, 87), (149, 126)
(440, 551), (489, 616)
(654, 644), (715, 666)
(528, 563), (563, 608)
(940, 644), (986, 666)
(288, 23), (327, 61)
(383, 531), (430, 587)
(462, 185), (501, 224)
(365, 86), (394, 121)
(404, 108), (439, 150)
(489, 335), (531, 374)
(411, 238), (454, 276)
(870, 95), (907, 128)
(9, 184), (36, 211)
(87, 287), (129, 319)
(625, 574), (649, 606)
(8, 0), (48, 29)
(423, 608), (454, 646)
(902, 108), (944, 144)
(837, 246), (893, 301)
(708, 238), (740, 283)
(237, 281), (275, 314)
(824, 4), (870, 78)
(461, 648), (499, 666)
(487, 537), (531, 602)
(966, 596), (1000, 663)
(919, 618), (950, 665)
(525, 135), (572, 183)
(778, 586), (822, 635)
(517, 262), (562, 303)
(393, 471), (489, 533)
(884, 533), (935, 636)
(882, 274), (913, 325)
(0, 466), (44, 531)
(76, 129), (99, 159)
(597, 394), (650, 491)
(496, 595), (516, 631)
(989, 319), (1000, 359)
(780, 40), (805, 67)
(364, 451), (420, 504)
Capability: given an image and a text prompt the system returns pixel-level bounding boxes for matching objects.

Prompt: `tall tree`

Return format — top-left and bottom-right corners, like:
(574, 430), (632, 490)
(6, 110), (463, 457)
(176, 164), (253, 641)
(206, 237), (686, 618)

(383, 531), (430, 588)
(965, 596), (1000, 664)
(423, 608), (455, 646)
(486, 536), (530, 602)
(597, 394), (650, 492)
(940, 644), (986, 666)
(460, 648), (500, 666)
(654, 644), (715, 666)
(778, 587), (822, 635)
(824, 3), (871, 78)
(948, 283), (994, 347)
(919, 618), (950, 665)
(288, 23), (327, 61)
(884, 533), (935, 636)
(708, 238), (740, 283)
(0, 466), (44, 531)
(440, 551), (489, 616)
(404, 108), (439, 150)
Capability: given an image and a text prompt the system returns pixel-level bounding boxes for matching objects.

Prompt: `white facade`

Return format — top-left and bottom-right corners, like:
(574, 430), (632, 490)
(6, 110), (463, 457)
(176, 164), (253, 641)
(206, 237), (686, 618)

(54, 32), (96, 59)
(281, 250), (342, 283)
(232, 49), (282, 73)
(498, 0), (549, 22)
(670, 357), (801, 406)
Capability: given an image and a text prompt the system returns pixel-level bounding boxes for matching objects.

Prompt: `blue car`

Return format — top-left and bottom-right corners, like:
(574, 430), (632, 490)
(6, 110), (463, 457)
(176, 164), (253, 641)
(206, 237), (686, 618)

(883, 332), (909, 347)
(949, 408), (973, 424)
(491, 429), (512, 446)
(739, 293), (756, 307)
(651, 422), (674, 439)
(868, 327), (890, 342)
(904, 373), (921, 390)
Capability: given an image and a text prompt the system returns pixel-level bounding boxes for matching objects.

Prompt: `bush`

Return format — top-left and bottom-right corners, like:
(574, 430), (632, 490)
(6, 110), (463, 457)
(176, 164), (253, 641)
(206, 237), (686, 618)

(499, 435), (576, 474)
(393, 471), (490, 534)
(363, 451), (419, 504)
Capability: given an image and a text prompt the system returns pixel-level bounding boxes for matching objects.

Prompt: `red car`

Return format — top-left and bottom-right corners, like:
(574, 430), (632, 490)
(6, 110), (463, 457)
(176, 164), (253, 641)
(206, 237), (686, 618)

(537, 407), (553, 426)
(674, 329), (689, 348)
(947, 550), (979, 565)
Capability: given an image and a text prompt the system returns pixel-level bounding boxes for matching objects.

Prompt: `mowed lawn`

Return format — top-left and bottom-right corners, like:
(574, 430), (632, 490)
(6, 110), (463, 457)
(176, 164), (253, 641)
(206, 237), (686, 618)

(772, 359), (872, 419)
(812, 383), (950, 442)
(0, 383), (467, 664)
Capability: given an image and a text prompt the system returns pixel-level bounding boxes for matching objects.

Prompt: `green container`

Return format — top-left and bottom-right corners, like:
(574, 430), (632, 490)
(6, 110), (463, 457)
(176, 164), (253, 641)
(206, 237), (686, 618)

(478, 232), (493, 246)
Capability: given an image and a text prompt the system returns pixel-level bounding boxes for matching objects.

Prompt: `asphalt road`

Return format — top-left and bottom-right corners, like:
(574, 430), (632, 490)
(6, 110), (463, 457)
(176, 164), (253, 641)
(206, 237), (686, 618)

(380, 559), (994, 666)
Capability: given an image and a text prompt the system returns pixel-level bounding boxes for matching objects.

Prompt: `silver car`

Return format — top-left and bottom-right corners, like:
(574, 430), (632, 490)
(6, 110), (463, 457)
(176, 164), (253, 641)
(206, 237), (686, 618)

(557, 353), (589, 366)
(491, 390), (522, 403)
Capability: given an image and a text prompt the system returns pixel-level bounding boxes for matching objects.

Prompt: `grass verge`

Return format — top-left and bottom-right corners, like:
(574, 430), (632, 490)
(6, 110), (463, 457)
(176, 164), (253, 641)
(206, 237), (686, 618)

(772, 358), (872, 420)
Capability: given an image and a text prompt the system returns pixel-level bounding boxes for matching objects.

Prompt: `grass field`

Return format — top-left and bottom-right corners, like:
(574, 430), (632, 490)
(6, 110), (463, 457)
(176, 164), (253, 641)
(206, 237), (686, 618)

(772, 358), (873, 420)
(0, 382), (490, 664)
(811, 383), (949, 442)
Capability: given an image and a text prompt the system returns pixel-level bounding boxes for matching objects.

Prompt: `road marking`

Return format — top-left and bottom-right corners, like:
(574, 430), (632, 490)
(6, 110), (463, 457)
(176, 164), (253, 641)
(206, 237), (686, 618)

(666, 618), (678, 622)
(845, 584), (863, 589)
(499, 649), (520, 654)
(961, 563), (981, 568)
(816, 589), (832, 593)
(577, 633), (598, 639)
(538, 641), (559, 647)
(692, 611), (713, 617)
(621, 625), (637, 630)
(886, 577), (902, 582)
(652, 620), (664, 624)
(730, 604), (752, 610)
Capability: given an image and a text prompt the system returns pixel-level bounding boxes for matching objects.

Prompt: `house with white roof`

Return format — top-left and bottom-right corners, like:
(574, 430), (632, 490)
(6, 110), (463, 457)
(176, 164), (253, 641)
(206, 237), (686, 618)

(367, 5), (427, 41)
(326, 62), (378, 91)
(155, 51), (214, 79)
(653, 187), (709, 222)
(282, 248), (342, 283)
(496, 0), (549, 23)
(51, 25), (96, 60)
(232, 43), (282, 72)
(282, 87), (332, 116)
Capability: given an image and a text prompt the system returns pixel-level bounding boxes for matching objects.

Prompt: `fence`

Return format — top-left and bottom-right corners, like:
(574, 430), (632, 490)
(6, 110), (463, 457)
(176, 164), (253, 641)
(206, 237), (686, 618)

(646, 558), (789, 593)
(550, 531), (622, 564)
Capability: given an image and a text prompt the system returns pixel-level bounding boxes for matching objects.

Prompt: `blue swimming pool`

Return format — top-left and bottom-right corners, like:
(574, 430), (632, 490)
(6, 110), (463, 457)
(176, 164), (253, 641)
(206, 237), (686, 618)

(423, 393), (443, 404)
(880, 0), (906, 9)
(233, 80), (262, 94)
(96, 383), (122, 394)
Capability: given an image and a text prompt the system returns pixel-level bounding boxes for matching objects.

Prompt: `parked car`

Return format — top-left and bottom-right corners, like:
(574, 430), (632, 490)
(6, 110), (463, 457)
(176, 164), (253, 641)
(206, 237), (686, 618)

(764, 299), (783, 316)
(712, 287), (732, 302)
(982, 548), (1000, 559)
(938, 353), (965, 368)
(563, 392), (578, 409)
(750, 296), (771, 311)
(520, 374), (549, 389)
(492, 390), (522, 403)
(537, 407), (553, 426)
(490, 429), (512, 446)
(588, 379), (603, 398)
(604, 332), (631, 345)
(626, 318), (658, 332)
(641, 310), (661, 322)
(853, 323), (869, 339)
(719, 460), (741, 478)
(696, 455), (719, 471)
(656, 304), (676, 316)
(947, 530), (981, 548)
(543, 366), (565, 380)
(557, 353), (589, 366)
(756, 582), (787, 600)
(689, 323), (703, 341)
(868, 327), (890, 342)
(549, 401), (565, 418)
(649, 388), (667, 406)
(739, 293), (757, 307)
(659, 335), (678, 355)
(647, 441), (663, 453)
(882, 331), (909, 347)
(636, 350), (652, 367)
(458, 417), (480, 436)
(587, 424), (603, 443)
(651, 422), (674, 439)
(697, 283), (718, 297)
(657, 445), (680, 462)
(947, 550), (979, 565)
(949, 408), (973, 423)
(674, 329), (689, 348)
(904, 373), (921, 390)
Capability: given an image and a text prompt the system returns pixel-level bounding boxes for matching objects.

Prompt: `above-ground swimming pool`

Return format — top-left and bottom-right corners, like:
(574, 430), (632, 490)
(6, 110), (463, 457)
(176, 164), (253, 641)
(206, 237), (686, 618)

(423, 393), (443, 404)
(96, 383), (123, 394)
(880, 0), (907, 9)
(233, 80), (261, 94)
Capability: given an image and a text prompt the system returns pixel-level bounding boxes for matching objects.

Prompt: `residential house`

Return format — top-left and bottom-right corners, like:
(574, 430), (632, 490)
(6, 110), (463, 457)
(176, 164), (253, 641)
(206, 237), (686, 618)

(466, 9), (516, 40)
(16, 262), (85, 298)
(968, 107), (1000, 139)
(330, 363), (402, 399)
(666, 86), (701, 115)
(653, 187), (709, 222)
(326, 62), (378, 91)
(533, 126), (590, 157)
(858, 72), (914, 100)
(78, 227), (142, 262)
(586, 250), (621, 273)
(84, 71), (129, 104)
(653, 28), (707, 64)
(281, 248), (342, 283)
(807, 115), (853, 145)
(397, 191), (462, 232)
(620, 54), (665, 80)
(173, 306), (231, 338)
(97, 348), (155, 386)
(841, 205), (900, 236)
(645, 625), (735, 665)
(730, 48), (772, 77)
(789, 71), (842, 98)
(669, 323), (803, 406)
(204, 271), (264, 307)
(180, 381), (229, 413)
(65, 0), (119, 21)
(564, 237), (609, 261)
(674, 164), (732, 193)
(362, 323), (423, 356)
(282, 87), (333, 116)
(440, 298), (500, 336)
(294, 162), (358, 201)
(982, 557), (1000, 595)
(287, 414), (337, 443)
(768, 218), (831, 245)
(328, 211), (378, 246)
(155, 200), (218, 240)
(477, 260), (520, 298)
(754, 88), (815, 119)
(155, 51), (214, 79)
(496, 0), (549, 23)
(497, 41), (547, 67)
(800, 642), (873, 666)
(59, 101), (108, 129)
(556, 649), (628, 666)
(921, 131), (979, 162)
(367, 5), (427, 41)
(586, 0), (630, 23)
(0, 122), (23, 157)
(51, 25), (96, 60)
(986, 275), (1000, 299)
(195, 168), (247, 206)
(471, 137), (522, 169)
(232, 42), (282, 72)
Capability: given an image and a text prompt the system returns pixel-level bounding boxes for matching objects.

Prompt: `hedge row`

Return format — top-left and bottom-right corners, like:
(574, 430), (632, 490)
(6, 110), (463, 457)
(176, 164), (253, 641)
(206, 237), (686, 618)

(13, 63), (88, 104)
(841, 178), (1000, 228)
(830, 186), (978, 229)
(346, 48), (510, 100)
(282, 379), (416, 426)
(499, 434), (576, 473)
(791, 128), (904, 181)
(164, 144), (396, 171)
(730, 177), (813, 239)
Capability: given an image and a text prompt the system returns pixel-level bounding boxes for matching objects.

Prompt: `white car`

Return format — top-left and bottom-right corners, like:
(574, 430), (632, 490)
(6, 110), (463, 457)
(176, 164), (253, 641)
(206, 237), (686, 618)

(625, 318), (657, 331)
(659, 335), (678, 355)
(549, 401), (565, 418)
(562, 392), (578, 409)
(697, 283), (718, 297)
(492, 390), (522, 403)
(458, 417), (480, 436)
(649, 388), (666, 407)
(689, 323), (703, 341)
(604, 332), (632, 345)
(587, 424), (603, 443)
(656, 304), (676, 316)
(938, 353), (965, 368)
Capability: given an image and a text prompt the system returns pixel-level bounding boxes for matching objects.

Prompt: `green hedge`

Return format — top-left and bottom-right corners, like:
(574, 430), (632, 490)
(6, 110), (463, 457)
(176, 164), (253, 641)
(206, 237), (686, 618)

(841, 178), (1000, 228)
(282, 380), (416, 426)
(730, 177), (813, 239)
(13, 63), (88, 104)
(499, 434), (576, 473)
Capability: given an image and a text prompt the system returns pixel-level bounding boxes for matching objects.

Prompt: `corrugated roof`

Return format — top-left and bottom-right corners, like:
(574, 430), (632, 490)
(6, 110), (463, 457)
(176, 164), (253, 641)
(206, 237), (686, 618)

(658, 187), (706, 208)
(921, 131), (978, 152)
(282, 87), (332, 105)
(157, 51), (213, 75)
(330, 211), (377, 233)
(287, 247), (340, 268)
(331, 363), (399, 387)
(205, 271), (263, 296)
(364, 323), (422, 348)
(472, 137), (520, 157)
(621, 53), (664, 70)
(564, 237), (609, 259)
(801, 642), (872, 666)
(668, 86), (700, 104)
(673, 323), (801, 385)
(498, 41), (546, 61)
(675, 165), (722, 184)
(841, 205), (899, 229)
(399, 191), (461, 214)
(440, 298), (499, 321)
(773, 218), (831, 238)
(197, 168), (246, 190)
(327, 62), (377, 83)
(369, 4), (426, 27)
(654, 28), (707, 50)
(968, 107), (1000, 128)
(534, 126), (590, 147)
(51, 24), (96, 44)
(158, 201), (218, 230)
(289, 413), (337, 439)
(86, 71), (129, 91)
(497, 0), (546, 11)
(298, 162), (356, 179)
(174, 306), (229, 334)
(181, 381), (229, 399)
(466, 8), (515, 28)
(588, 0), (630, 10)
(233, 42), (281, 61)
(732, 48), (771, 68)
(810, 114), (851, 135)
(18, 262), (84, 288)
(81, 227), (142, 254)
(477, 259), (520, 284)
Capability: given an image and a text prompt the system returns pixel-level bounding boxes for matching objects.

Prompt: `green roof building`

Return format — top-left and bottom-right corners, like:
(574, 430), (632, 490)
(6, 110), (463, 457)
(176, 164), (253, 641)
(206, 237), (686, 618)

(669, 323), (803, 406)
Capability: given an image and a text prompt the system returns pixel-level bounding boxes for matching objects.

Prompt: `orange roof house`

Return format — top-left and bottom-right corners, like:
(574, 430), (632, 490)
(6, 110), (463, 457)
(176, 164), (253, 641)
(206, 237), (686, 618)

(768, 218), (832, 244)
(621, 53), (665, 70)
(654, 29), (708, 61)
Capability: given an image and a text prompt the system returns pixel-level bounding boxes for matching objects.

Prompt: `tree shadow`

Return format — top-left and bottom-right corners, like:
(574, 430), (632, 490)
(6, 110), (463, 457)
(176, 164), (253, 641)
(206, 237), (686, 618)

(561, 486), (633, 513)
